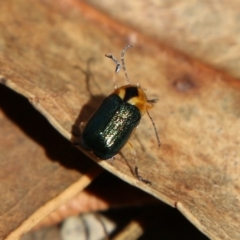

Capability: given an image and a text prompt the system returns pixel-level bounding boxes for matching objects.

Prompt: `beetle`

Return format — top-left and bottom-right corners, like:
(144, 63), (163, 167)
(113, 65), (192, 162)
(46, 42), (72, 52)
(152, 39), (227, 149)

(80, 45), (160, 184)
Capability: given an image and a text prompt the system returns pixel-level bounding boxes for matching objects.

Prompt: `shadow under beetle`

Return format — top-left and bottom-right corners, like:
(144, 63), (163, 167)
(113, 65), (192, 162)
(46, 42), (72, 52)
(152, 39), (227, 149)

(80, 45), (160, 184)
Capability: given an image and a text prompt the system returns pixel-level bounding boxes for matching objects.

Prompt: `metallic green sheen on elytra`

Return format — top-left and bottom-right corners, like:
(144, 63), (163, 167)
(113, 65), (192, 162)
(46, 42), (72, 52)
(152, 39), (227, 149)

(81, 94), (141, 159)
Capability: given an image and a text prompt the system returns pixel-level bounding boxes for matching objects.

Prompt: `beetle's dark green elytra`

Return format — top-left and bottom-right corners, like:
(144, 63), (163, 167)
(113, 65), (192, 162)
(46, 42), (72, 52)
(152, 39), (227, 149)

(81, 89), (142, 159)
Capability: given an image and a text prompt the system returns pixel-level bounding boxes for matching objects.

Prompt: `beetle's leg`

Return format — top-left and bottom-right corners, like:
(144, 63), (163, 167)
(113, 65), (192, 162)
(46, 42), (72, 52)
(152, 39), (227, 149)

(134, 167), (151, 185)
(71, 122), (86, 138)
(80, 122), (86, 132)
(71, 122), (86, 147)
(127, 142), (151, 185)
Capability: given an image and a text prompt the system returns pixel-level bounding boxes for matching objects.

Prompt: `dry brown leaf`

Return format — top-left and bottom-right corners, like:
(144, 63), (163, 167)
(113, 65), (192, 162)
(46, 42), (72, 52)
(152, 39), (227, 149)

(0, 0), (240, 240)
(86, 0), (240, 78)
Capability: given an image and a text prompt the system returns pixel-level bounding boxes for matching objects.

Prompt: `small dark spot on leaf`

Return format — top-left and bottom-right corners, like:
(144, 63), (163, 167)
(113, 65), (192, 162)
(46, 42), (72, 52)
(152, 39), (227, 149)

(173, 75), (196, 92)
(183, 184), (192, 191)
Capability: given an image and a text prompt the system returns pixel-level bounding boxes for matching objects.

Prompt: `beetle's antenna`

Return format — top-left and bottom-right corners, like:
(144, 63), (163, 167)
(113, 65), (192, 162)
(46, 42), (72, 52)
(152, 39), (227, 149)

(121, 45), (132, 84)
(105, 45), (133, 89)
(147, 110), (161, 147)
(105, 53), (121, 89)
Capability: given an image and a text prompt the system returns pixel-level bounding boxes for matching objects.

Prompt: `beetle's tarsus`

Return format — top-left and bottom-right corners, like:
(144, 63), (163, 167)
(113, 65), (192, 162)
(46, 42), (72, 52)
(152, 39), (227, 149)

(134, 167), (152, 185)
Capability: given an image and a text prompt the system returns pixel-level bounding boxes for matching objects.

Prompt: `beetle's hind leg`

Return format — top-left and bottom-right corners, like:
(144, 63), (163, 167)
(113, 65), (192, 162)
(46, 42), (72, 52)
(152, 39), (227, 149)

(127, 142), (151, 185)
(134, 166), (151, 185)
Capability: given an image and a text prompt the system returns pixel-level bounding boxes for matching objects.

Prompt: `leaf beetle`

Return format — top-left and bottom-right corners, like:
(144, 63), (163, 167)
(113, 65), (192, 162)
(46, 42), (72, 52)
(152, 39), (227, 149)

(80, 45), (160, 184)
